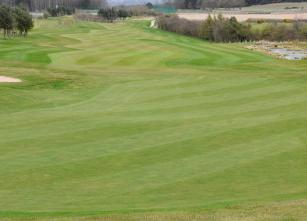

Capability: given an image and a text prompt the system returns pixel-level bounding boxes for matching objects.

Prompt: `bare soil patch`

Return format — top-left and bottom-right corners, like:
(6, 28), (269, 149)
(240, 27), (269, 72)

(0, 76), (22, 83)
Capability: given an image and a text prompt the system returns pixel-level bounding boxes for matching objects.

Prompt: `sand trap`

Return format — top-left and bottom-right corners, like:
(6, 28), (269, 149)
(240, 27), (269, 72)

(0, 76), (22, 83)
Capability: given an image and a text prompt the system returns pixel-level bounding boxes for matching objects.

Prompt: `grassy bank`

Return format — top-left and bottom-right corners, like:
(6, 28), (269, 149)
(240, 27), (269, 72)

(0, 17), (307, 220)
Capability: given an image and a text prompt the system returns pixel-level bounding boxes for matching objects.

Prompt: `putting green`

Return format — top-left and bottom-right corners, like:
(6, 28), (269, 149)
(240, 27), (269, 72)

(0, 17), (307, 218)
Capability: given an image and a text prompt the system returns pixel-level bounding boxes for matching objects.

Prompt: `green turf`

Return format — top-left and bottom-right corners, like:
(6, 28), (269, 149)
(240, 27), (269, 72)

(0, 17), (307, 218)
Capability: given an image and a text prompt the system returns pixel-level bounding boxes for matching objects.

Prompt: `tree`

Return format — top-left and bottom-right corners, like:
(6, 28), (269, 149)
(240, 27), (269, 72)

(0, 0), (107, 11)
(80, 0), (91, 9)
(13, 7), (33, 36)
(15, 0), (31, 10)
(98, 8), (120, 22)
(0, 5), (14, 38)
(199, 14), (214, 40)
(47, 6), (75, 17)
(145, 2), (154, 9)
(0, 5), (33, 38)
(118, 9), (130, 20)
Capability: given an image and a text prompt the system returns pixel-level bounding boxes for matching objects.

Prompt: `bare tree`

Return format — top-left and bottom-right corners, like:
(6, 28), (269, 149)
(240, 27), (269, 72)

(0, 0), (107, 11)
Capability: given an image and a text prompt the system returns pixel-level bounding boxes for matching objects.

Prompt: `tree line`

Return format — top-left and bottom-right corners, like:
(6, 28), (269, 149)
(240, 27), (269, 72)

(98, 8), (131, 21)
(157, 14), (307, 42)
(0, 5), (33, 38)
(0, 0), (106, 11)
(157, 14), (251, 42)
(97, 5), (157, 22)
(47, 6), (75, 17)
(167, 0), (305, 9)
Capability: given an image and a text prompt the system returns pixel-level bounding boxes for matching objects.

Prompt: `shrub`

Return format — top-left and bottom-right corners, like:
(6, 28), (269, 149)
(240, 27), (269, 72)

(256, 19), (265, 24)
(47, 7), (75, 17)
(98, 8), (119, 22)
(157, 13), (307, 42)
(98, 8), (134, 22)
(253, 22), (307, 41)
(43, 11), (50, 19)
(118, 9), (130, 20)
(157, 14), (252, 42)
(157, 15), (201, 37)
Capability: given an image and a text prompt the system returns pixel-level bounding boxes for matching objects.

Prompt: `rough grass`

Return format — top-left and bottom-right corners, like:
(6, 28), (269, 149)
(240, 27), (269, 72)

(0, 17), (307, 220)
(1, 200), (307, 221)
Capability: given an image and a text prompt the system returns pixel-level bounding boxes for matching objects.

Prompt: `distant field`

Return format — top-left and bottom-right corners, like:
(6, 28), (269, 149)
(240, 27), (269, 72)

(177, 12), (307, 21)
(177, 2), (307, 13)
(240, 2), (307, 13)
(177, 2), (307, 21)
(0, 17), (307, 220)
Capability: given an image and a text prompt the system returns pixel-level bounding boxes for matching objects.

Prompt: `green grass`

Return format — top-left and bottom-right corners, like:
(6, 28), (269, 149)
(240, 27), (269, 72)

(0, 17), (307, 220)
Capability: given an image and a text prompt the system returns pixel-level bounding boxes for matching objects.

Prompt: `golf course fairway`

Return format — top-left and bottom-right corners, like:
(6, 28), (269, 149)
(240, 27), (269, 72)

(0, 17), (307, 220)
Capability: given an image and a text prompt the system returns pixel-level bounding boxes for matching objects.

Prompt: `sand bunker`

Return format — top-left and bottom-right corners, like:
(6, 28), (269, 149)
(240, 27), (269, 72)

(0, 76), (22, 83)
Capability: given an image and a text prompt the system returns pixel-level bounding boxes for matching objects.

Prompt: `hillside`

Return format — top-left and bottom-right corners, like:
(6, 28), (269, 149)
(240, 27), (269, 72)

(170, 0), (307, 9)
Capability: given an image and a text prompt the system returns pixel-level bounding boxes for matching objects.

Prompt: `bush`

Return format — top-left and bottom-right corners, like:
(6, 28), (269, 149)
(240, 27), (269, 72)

(98, 8), (133, 22)
(256, 19), (265, 24)
(98, 8), (119, 22)
(157, 14), (252, 42)
(47, 7), (75, 17)
(252, 22), (307, 41)
(157, 15), (201, 37)
(43, 11), (50, 19)
(201, 15), (252, 42)
(118, 9), (130, 20)
(157, 14), (307, 42)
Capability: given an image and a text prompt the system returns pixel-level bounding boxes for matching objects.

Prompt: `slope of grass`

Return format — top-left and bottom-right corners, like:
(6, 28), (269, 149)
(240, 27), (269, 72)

(0, 17), (307, 220)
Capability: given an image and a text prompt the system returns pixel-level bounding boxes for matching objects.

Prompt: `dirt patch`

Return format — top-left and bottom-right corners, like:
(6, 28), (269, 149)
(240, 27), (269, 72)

(177, 12), (307, 22)
(0, 76), (22, 83)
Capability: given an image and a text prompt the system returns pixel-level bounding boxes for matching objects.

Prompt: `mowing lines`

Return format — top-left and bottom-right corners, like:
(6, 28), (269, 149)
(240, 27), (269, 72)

(0, 18), (306, 215)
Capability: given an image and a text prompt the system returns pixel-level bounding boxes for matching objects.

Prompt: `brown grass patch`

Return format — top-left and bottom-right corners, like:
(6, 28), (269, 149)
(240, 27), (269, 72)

(177, 12), (307, 22)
